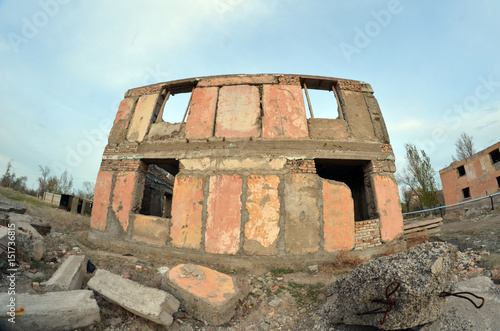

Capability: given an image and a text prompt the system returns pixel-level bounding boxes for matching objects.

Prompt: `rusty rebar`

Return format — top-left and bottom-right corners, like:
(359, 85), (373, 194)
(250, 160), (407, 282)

(439, 287), (485, 309)
(358, 280), (400, 325)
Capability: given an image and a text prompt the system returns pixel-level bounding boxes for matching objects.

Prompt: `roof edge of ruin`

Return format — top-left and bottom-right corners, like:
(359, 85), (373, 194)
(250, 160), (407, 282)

(124, 73), (366, 97)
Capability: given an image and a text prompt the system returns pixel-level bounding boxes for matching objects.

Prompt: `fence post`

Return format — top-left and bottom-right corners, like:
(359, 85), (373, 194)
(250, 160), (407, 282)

(491, 195), (495, 210)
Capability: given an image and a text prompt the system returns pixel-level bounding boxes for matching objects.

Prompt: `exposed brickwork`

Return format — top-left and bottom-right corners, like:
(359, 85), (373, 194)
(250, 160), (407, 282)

(288, 159), (316, 173)
(354, 219), (382, 250)
(100, 159), (147, 173)
(337, 80), (362, 92)
(104, 144), (139, 154)
(277, 75), (300, 85)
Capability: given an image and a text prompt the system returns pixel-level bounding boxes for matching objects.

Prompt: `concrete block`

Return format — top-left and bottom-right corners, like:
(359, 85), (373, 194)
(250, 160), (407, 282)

(244, 175), (280, 255)
(162, 264), (240, 326)
(0, 290), (100, 330)
(170, 176), (204, 249)
(91, 170), (114, 231)
(7, 213), (51, 235)
(180, 157), (287, 172)
(284, 174), (320, 255)
(126, 93), (161, 142)
(10, 220), (45, 260)
(45, 255), (86, 292)
(205, 175), (242, 255)
(338, 90), (375, 141)
(185, 87), (218, 139)
(88, 269), (179, 327)
(215, 85), (260, 138)
(111, 171), (137, 232)
(109, 97), (137, 144)
(322, 180), (355, 252)
(0, 195), (26, 214)
(308, 118), (349, 140)
(132, 214), (169, 246)
(372, 174), (404, 241)
(262, 84), (309, 139)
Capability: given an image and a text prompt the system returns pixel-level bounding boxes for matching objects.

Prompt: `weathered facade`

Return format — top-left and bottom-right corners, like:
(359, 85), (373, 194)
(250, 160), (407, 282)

(89, 74), (404, 266)
(440, 141), (500, 206)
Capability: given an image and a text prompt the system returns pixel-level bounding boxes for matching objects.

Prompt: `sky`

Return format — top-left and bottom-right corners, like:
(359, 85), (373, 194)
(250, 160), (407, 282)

(1, 0), (499, 194)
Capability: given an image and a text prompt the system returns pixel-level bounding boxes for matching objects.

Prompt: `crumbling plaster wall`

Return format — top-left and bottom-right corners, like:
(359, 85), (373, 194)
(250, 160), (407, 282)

(89, 74), (404, 265)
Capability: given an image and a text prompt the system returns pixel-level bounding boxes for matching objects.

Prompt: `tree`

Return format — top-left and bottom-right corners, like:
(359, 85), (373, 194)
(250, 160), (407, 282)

(56, 169), (73, 195)
(397, 143), (439, 209)
(1, 160), (27, 192)
(76, 181), (95, 200)
(453, 132), (475, 161)
(37, 165), (51, 196)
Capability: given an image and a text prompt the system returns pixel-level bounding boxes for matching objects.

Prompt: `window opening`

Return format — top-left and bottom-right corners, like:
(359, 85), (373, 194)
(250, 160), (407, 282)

(496, 176), (500, 188)
(490, 149), (500, 164)
(457, 165), (466, 177)
(160, 91), (193, 124)
(315, 159), (370, 221)
(302, 85), (340, 120)
(140, 160), (178, 217)
(462, 187), (471, 199)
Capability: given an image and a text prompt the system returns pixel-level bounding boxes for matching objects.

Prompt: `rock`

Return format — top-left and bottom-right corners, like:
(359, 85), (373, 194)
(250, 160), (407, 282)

(308, 265), (319, 273)
(0, 290), (100, 330)
(322, 242), (458, 330)
(45, 255), (86, 292)
(421, 276), (500, 331)
(9, 219), (45, 260)
(0, 195), (27, 214)
(88, 269), (179, 326)
(8, 213), (51, 235)
(162, 264), (240, 326)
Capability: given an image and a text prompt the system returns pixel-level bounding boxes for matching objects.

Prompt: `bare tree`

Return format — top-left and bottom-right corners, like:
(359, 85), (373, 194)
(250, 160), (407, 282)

(397, 143), (439, 209)
(37, 165), (51, 196)
(76, 181), (95, 200)
(453, 132), (475, 161)
(1, 160), (28, 192)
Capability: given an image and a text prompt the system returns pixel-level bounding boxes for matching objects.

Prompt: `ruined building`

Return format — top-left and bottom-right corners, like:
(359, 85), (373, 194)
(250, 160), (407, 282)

(89, 74), (404, 266)
(440, 141), (500, 206)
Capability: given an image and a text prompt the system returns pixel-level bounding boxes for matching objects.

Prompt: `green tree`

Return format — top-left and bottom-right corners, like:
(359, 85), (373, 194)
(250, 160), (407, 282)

(397, 143), (439, 209)
(1, 160), (28, 192)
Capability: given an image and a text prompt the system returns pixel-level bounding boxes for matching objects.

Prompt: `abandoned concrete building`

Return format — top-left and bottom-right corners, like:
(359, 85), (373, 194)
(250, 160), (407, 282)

(440, 141), (500, 206)
(89, 74), (404, 266)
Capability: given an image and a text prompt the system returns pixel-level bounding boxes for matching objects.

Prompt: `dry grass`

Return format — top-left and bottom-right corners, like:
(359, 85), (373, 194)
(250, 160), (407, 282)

(405, 231), (430, 248)
(26, 204), (90, 234)
(320, 250), (366, 275)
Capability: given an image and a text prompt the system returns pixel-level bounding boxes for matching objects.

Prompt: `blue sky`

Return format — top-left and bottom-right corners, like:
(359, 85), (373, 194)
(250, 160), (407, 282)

(1, 0), (499, 193)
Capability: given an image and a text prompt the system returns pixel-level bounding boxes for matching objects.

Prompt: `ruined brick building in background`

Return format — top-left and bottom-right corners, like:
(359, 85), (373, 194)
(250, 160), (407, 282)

(440, 141), (500, 207)
(89, 74), (404, 266)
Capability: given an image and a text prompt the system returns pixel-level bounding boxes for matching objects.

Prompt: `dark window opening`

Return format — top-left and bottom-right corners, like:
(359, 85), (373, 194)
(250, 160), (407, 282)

(462, 187), (471, 199)
(496, 176), (500, 188)
(315, 159), (370, 221)
(301, 84), (340, 120)
(457, 165), (466, 177)
(490, 149), (500, 164)
(140, 160), (179, 218)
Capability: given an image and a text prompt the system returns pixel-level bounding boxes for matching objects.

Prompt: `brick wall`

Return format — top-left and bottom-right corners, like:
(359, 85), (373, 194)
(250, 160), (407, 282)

(100, 159), (147, 173)
(288, 159), (317, 174)
(354, 219), (382, 250)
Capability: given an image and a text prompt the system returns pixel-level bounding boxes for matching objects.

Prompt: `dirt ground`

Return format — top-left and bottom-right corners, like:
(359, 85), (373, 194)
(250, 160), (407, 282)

(1, 187), (500, 330)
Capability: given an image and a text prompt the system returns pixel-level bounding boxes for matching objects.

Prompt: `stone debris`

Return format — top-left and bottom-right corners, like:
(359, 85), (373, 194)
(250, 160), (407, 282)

(88, 269), (180, 326)
(162, 263), (240, 326)
(0, 195), (27, 214)
(0, 290), (100, 330)
(322, 242), (458, 330)
(44, 254), (86, 292)
(10, 219), (45, 260)
(8, 213), (51, 235)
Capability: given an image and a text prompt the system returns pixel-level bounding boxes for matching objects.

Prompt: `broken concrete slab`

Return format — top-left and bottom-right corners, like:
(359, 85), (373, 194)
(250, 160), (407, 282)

(162, 263), (241, 326)
(0, 195), (26, 214)
(88, 269), (179, 326)
(322, 242), (458, 330)
(0, 290), (100, 330)
(421, 276), (500, 331)
(45, 255), (86, 291)
(9, 219), (45, 260)
(8, 213), (51, 235)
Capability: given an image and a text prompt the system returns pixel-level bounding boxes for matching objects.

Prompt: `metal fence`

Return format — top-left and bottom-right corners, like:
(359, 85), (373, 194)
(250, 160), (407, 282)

(402, 192), (500, 219)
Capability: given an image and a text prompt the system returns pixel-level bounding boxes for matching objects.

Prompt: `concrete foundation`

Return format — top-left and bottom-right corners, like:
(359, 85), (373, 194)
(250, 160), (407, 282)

(89, 74), (404, 267)
(45, 255), (86, 292)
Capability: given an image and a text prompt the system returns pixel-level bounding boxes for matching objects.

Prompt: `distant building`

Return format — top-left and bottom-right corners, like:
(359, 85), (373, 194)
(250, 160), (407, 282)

(439, 141), (500, 206)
